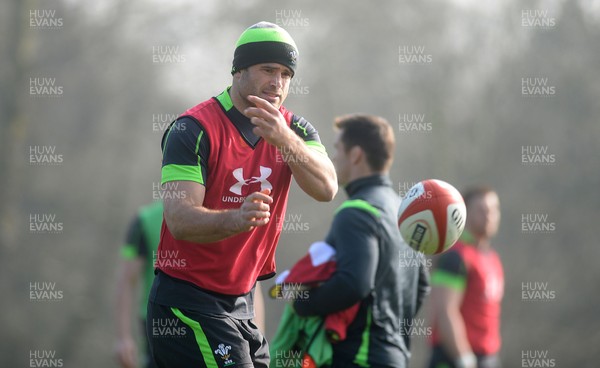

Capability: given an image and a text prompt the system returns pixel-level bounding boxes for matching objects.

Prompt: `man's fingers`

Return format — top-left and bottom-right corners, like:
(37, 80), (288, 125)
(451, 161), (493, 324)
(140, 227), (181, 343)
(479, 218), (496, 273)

(244, 202), (270, 212)
(246, 191), (273, 204)
(245, 107), (271, 121)
(245, 210), (270, 220)
(258, 202), (271, 212)
(237, 213), (269, 232)
(237, 188), (273, 231)
(249, 116), (269, 128)
(247, 95), (278, 113)
(252, 126), (267, 140)
(248, 217), (270, 227)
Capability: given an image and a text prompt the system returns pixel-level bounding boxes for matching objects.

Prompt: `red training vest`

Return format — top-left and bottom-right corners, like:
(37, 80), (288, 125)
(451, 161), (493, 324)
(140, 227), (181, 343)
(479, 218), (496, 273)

(157, 94), (294, 295)
(431, 241), (504, 355)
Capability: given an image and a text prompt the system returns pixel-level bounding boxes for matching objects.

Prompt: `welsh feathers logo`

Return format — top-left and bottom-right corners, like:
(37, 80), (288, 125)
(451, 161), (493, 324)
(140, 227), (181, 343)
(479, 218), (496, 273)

(289, 50), (298, 64)
(214, 343), (235, 366)
(229, 166), (272, 195)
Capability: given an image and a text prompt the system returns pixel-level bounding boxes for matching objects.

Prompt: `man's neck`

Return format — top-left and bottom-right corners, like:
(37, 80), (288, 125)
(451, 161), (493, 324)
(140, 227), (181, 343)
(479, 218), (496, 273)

(347, 168), (382, 184)
(472, 235), (491, 250)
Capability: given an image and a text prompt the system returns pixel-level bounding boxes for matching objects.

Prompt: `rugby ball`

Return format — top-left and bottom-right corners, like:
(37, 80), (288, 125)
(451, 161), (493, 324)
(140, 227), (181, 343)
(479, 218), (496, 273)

(398, 179), (466, 255)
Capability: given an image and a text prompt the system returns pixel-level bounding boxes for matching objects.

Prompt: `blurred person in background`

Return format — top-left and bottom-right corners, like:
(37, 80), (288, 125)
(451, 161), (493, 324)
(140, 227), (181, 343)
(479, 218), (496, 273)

(288, 114), (430, 368)
(114, 200), (267, 367)
(427, 186), (504, 368)
(115, 201), (163, 368)
(146, 21), (337, 368)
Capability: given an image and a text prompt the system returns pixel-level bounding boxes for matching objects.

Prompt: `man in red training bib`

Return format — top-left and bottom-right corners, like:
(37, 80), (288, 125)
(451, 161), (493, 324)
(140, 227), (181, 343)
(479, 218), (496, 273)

(146, 21), (337, 368)
(428, 187), (504, 368)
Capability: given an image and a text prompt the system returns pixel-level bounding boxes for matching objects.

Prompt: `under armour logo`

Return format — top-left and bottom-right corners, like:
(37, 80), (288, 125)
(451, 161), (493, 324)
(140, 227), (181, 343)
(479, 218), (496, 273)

(229, 166), (273, 195)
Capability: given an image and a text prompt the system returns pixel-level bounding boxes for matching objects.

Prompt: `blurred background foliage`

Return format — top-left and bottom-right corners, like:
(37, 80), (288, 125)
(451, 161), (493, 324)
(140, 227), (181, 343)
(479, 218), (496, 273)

(1, 0), (599, 366)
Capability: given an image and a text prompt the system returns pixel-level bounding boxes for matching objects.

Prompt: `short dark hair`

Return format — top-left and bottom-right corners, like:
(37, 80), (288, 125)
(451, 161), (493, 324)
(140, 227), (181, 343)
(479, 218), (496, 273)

(461, 185), (497, 208)
(334, 114), (395, 172)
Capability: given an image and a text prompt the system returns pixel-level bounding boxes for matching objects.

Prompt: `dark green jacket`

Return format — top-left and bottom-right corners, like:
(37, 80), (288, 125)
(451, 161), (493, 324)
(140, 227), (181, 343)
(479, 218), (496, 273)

(294, 175), (430, 367)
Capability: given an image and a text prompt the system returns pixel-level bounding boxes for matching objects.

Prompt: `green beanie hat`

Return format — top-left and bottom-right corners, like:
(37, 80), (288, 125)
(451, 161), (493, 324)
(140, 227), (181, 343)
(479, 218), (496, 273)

(231, 21), (298, 76)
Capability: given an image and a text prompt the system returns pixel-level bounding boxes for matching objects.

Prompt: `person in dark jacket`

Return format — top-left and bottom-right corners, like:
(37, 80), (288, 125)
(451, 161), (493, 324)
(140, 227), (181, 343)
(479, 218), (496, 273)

(293, 114), (431, 368)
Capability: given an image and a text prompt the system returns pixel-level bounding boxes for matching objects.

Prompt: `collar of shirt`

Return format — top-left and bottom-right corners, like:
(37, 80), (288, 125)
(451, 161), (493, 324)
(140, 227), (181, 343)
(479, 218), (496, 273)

(344, 174), (391, 197)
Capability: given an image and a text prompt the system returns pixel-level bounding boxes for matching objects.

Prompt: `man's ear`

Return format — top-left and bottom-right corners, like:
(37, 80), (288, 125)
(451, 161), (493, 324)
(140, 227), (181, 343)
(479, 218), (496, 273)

(233, 68), (246, 80)
(349, 145), (363, 165)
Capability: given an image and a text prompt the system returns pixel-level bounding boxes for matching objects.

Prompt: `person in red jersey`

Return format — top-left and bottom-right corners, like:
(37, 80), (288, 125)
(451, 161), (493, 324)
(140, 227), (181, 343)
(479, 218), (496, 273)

(428, 186), (504, 368)
(146, 21), (337, 368)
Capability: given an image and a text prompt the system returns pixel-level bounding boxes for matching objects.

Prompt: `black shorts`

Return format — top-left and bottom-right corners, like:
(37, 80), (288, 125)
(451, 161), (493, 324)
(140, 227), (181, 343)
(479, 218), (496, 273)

(428, 346), (501, 368)
(146, 301), (269, 368)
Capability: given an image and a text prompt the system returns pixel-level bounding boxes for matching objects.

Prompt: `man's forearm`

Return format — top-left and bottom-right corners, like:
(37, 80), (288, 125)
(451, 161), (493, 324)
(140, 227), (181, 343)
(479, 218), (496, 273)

(294, 275), (366, 317)
(116, 261), (141, 339)
(438, 310), (473, 360)
(279, 135), (337, 202)
(295, 243), (375, 316)
(296, 211), (378, 316)
(242, 95), (337, 201)
(116, 286), (134, 339)
(166, 205), (243, 243)
(163, 184), (272, 244)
